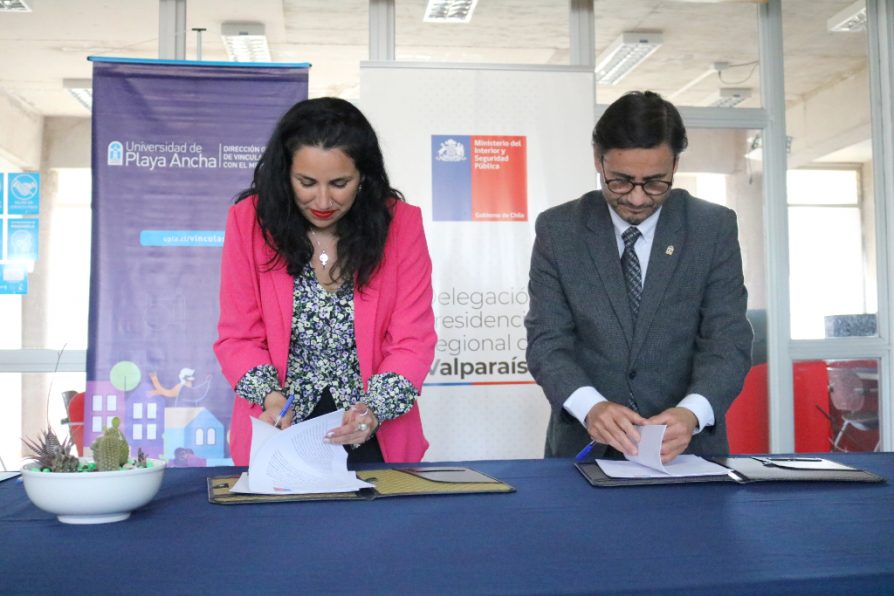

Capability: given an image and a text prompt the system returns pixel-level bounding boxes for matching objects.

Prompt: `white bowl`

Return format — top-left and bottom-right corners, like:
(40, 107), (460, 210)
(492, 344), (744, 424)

(21, 458), (165, 524)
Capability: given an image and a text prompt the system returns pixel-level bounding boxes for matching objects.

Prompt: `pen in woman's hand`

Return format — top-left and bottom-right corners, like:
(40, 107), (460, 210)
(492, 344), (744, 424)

(273, 393), (295, 428)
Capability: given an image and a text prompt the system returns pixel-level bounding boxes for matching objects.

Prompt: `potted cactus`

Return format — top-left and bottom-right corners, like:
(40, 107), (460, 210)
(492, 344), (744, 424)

(20, 418), (165, 524)
(22, 418), (149, 473)
(90, 417), (142, 471)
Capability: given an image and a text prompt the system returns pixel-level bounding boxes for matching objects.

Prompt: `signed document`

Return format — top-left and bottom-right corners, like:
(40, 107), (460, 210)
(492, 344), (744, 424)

(230, 411), (374, 495)
(596, 425), (729, 479)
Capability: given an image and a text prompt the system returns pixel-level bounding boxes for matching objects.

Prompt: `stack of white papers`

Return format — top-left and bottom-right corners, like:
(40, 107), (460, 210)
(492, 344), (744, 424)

(231, 411), (374, 495)
(596, 424), (730, 479)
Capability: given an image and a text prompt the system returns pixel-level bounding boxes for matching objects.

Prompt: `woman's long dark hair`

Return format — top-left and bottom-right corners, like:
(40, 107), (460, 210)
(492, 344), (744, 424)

(237, 97), (403, 288)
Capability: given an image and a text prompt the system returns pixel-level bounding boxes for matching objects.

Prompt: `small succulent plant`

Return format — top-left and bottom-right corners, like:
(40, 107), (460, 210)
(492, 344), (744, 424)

(22, 428), (80, 473)
(23, 418), (151, 473)
(91, 417), (130, 472)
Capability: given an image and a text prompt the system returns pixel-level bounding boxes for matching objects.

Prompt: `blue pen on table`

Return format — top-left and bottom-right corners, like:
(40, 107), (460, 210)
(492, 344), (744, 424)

(273, 394), (296, 428)
(575, 440), (597, 462)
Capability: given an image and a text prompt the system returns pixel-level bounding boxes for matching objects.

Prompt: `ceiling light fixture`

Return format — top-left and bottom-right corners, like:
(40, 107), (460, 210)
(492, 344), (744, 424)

(595, 32), (663, 85)
(221, 22), (271, 62)
(63, 78), (92, 111)
(424, 0), (479, 23)
(706, 87), (751, 108)
(0, 0), (30, 12)
(827, 0), (866, 32)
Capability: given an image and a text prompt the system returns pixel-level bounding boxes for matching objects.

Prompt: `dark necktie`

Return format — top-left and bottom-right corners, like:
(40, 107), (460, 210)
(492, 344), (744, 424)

(621, 226), (643, 320)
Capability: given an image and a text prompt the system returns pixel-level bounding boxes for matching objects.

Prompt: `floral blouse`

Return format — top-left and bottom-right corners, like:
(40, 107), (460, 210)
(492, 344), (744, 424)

(235, 264), (418, 424)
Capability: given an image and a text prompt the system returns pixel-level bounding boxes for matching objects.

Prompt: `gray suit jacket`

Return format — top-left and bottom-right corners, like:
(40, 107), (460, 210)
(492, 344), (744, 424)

(525, 189), (753, 458)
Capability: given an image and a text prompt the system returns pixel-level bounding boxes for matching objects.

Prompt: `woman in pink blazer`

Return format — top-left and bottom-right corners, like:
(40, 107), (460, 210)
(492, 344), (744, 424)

(214, 98), (435, 466)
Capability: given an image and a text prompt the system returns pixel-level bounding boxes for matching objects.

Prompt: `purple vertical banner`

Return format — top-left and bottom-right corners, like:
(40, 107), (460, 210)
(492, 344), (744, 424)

(88, 58), (309, 465)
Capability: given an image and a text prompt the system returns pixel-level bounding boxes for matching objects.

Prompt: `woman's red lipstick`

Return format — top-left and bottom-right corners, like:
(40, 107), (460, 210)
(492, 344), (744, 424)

(310, 209), (336, 219)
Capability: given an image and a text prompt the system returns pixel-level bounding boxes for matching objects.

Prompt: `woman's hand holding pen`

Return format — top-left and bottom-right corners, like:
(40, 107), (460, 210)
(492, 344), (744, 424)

(260, 391), (294, 428)
(325, 402), (378, 447)
(585, 401), (647, 456)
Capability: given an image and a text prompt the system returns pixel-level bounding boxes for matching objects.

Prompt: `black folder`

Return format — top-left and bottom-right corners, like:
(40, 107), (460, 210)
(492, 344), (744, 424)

(716, 456), (886, 484)
(576, 456), (885, 487)
(207, 466), (515, 504)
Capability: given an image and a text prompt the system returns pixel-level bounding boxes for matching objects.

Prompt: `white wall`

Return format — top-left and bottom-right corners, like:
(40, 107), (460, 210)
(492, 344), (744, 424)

(0, 91), (42, 169)
(43, 118), (91, 169)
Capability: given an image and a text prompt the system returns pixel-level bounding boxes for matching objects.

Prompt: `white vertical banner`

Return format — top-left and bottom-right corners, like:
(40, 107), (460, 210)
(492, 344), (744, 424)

(360, 64), (594, 460)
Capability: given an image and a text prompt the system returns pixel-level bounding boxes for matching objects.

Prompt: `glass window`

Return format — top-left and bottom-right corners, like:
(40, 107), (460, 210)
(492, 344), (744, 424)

(788, 172), (870, 339)
(676, 129), (768, 455)
(12, 168), (92, 350)
(784, 1), (876, 340)
(195, 428), (205, 446)
(674, 173), (727, 207)
(788, 169), (860, 205)
(207, 428), (217, 446)
(680, 128), (766, 319)
(0, 371), (83, 470)
(0, 167), (92, 469)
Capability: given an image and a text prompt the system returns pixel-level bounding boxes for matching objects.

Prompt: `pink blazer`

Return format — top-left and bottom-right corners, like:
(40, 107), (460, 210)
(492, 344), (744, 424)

(214, 197), (435, 465)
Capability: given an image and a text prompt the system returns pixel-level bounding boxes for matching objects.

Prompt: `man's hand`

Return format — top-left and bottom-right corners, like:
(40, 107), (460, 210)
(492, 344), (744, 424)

(645, 407), (698, 464)
(585, 401), (648, 456)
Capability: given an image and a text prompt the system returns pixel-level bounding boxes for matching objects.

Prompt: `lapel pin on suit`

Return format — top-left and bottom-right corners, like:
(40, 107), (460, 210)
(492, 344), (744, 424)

(665, 245), (675, 256)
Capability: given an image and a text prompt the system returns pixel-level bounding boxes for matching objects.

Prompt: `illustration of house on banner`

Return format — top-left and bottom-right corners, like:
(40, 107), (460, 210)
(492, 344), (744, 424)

(84, 380), (126, 450)
(127, 387), (167, 459)
(85, 379), (167, 458)
(163, 407), (225, 463)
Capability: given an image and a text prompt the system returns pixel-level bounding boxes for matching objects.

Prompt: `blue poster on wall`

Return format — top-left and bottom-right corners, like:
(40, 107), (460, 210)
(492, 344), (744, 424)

(87, 58), (309, 465)
(7, 218), (38, 262)
(7, 172), (40, 215)
(0, 264), (28, 294)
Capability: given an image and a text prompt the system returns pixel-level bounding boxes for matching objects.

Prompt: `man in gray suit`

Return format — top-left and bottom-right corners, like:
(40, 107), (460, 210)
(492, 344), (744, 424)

(525, 91), (752, 463)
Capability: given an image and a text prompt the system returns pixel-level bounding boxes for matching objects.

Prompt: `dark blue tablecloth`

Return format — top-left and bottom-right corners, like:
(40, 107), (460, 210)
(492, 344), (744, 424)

(1, 453), (893, 595)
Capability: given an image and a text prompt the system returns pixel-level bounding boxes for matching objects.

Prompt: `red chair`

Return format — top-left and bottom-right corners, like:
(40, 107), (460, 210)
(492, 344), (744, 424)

(792, 360), (831, 453)
(728, 360), (833, 454)
(727, 363), (769, 454)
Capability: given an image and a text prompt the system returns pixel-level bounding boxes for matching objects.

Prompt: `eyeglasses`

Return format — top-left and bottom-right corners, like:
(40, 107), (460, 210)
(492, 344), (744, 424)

(603, 178), (673, 197)
(600, 156), (674, 197)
